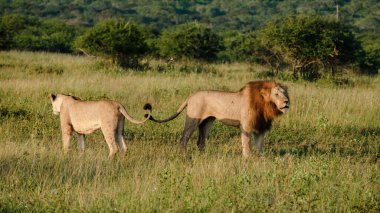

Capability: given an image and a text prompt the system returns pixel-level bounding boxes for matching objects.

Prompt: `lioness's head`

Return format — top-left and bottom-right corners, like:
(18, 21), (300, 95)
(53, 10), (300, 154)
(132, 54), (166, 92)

(49, 94), (63, 115)
(261, 83), (290, 113)
(49, 94), (80, 115)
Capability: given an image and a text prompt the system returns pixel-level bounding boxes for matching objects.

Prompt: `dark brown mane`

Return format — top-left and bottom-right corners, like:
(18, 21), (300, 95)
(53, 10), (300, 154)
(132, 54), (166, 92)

(241, 80), (284, 133)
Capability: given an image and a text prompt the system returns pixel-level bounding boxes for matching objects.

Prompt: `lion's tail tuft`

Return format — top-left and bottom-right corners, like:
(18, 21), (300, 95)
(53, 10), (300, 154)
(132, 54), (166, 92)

(145, 99), (188, 123)
(143, 103), (152, 111)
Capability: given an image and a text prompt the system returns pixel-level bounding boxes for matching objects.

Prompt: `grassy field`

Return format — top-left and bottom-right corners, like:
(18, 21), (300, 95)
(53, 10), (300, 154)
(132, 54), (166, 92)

(0, 51), (379, 212)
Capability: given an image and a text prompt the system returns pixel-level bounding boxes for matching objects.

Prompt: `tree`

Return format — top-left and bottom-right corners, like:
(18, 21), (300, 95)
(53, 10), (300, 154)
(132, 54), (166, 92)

(74, 18), (148, 68)
(0, 14), (77, 52)
(157, 22), (223, 61)
(0, 14), (27, 50)
(13, 19), (77, 52)
(256, 15), (363, 79)
(218, 30), (256, 62)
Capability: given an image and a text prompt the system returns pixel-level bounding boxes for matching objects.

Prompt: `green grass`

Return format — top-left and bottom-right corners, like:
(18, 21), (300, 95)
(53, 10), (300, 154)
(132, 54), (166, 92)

(0, 51), (379, 212)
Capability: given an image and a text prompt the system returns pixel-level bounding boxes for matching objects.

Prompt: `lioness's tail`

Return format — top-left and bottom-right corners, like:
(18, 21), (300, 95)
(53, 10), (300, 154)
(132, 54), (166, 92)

(119, 103), (152, 124)
(145, 99), (188, 123)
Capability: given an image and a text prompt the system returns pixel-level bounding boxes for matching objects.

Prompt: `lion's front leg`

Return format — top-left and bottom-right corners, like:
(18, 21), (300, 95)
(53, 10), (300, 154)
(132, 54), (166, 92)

(240, 128), (252, 159)
(254, 133), (265, 154)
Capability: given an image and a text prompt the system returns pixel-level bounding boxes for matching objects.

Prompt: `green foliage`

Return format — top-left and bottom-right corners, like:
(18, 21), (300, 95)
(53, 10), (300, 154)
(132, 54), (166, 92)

(0, 13), (29, 49)
(157, 22), (223, 61)
(256, 15), (363, 79)
(14, 19), (77, 52)
(1, 0), (378, 35)
(74, 19), (148, 68)
(0, 1), (379, 74)
(359, 45), (380, 74)
(0, 14), (77, 52)
(218, 31), (256, 62)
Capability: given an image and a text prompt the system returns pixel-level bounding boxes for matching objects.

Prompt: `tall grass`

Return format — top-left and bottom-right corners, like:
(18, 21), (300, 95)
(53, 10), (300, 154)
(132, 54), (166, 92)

(0, 51), (379, 211)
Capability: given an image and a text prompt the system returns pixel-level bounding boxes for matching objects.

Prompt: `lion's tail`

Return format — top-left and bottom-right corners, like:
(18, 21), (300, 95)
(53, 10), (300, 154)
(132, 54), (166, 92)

(119, 103), (152, 124)
(144, 99), (188, 123)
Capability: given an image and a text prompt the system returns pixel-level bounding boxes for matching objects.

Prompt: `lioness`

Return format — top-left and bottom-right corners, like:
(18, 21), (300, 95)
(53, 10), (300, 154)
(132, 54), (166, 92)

(147, 81), (289, 158)
(49, 94), (152, 158)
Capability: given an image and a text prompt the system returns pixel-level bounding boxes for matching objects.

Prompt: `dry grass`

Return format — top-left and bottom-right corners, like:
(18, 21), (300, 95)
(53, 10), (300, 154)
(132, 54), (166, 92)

(0, 51), (379, 212)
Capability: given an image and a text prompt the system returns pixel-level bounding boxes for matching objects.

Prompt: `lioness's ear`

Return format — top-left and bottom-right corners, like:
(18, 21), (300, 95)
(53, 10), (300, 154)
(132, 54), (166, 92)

(260, 89), (270, 102)
(49, 94), (56, 101)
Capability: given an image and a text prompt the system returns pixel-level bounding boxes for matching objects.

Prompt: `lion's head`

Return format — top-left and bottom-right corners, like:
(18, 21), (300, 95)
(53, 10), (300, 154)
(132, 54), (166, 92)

(260, 83), (290, 113)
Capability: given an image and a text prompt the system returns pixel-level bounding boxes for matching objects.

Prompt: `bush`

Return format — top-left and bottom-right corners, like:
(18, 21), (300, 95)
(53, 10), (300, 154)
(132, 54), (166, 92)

(157, 22), (223, 61)
(359, 47), (380, 74)
(74, 19), (148, 68)
(218, 31), (255, 62)
(0, 14), (77, 52)
(256, 15), (363, 79)
(0, 14), (29, 50)
(14, 19), (77, 52)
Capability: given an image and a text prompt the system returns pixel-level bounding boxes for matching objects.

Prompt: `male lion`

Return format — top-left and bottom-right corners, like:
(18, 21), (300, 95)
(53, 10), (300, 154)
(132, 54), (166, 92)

(147, 81), (289, 158)
(49, 94), (152, 158)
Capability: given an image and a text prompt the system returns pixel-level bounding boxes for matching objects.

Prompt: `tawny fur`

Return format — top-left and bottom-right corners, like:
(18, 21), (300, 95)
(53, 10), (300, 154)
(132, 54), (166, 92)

(49, 94), (152, 158)
(147, 80), (290, 158)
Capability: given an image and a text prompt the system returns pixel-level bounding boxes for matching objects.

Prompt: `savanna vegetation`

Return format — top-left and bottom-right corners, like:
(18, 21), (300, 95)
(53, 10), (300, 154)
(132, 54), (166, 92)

(1, 0), (379, 76)
(0, 0), (379, 211)
(0, 51), (379, 211)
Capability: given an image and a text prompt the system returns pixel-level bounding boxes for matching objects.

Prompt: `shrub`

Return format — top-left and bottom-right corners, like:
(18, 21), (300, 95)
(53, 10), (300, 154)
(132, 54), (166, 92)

(359, 46), (380, 74)
(0, 14), (77, 52)
(0, 14), (29, 50)
(157, 22), (223, 61)
(13, 19), (77, 53)
(256, 15), (363, 79)
(74, 18), (148, 68)
(218, 31), (255, 62)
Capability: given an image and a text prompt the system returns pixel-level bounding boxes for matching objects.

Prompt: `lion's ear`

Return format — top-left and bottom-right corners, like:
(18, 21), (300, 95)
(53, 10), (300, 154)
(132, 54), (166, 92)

(260, 89), (271, 102)
(49, 94), (56, 101)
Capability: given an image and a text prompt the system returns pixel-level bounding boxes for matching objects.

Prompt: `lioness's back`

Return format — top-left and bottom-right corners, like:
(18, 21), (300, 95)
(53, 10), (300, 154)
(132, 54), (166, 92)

(64, 100), (121, 124)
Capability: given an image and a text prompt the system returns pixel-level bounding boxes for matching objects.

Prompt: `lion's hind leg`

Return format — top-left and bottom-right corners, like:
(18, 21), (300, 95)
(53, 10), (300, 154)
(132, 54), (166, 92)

(197, 117), (215, 152)
(180, 115), (201, 152)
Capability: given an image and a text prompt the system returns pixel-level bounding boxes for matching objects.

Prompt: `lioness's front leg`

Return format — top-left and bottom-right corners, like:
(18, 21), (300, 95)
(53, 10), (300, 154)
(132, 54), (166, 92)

(61, 124), (73, 154)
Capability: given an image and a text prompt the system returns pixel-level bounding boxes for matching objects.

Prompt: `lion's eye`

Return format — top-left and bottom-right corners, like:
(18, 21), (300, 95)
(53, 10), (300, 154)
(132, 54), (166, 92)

(275, 93), (279, 96)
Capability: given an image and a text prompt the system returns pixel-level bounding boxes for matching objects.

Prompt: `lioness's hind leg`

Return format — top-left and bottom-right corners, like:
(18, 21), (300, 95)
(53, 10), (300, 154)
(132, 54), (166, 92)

(102, 127), (118, 159)
(116, 118), (127, 155)
(180, 116), (200, 152)
(197, 117), (215, 152)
